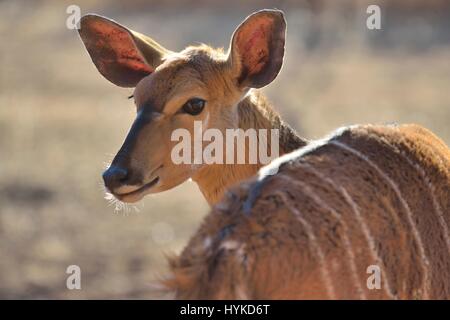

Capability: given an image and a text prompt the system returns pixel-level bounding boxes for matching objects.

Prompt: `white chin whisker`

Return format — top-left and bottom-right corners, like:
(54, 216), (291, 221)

(104, 192), (115, 201)
(102, 189), (126, 213)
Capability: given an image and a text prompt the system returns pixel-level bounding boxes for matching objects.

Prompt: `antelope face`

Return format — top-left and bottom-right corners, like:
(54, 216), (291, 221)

(78, 10), (286, 203)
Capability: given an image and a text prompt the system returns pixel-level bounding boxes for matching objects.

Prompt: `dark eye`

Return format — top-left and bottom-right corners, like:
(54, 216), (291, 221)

(182, 98), (205, 115)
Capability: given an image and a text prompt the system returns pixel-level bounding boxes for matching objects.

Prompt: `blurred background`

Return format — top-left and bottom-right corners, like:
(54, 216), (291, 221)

(0, 0), (449, 298)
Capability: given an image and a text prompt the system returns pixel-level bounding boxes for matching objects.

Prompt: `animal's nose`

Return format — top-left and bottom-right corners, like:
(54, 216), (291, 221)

(103, 166), (129, 191)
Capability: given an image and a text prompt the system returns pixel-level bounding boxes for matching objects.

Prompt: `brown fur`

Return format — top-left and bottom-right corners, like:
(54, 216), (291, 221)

(192, 90), (305, 204)
(78, 11), (450, 299)
(164, 124), (450, 299)
(79, 10), (300, 205)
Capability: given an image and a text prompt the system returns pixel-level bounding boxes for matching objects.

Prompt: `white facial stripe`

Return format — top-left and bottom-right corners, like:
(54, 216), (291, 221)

(203, 111), (210, 129)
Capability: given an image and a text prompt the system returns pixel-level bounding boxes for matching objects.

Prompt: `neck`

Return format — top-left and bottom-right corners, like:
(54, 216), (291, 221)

(192, 91), (307, 206)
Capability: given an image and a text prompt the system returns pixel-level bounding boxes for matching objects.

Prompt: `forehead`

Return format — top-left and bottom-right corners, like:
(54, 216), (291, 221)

(133, 48), (226, 111)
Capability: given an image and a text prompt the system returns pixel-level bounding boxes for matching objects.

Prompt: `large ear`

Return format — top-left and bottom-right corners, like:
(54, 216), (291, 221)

(78, 14), (172, 88)
(228, 9), (286, 89)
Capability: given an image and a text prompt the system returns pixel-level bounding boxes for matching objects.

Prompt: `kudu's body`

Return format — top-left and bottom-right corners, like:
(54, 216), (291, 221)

(78, 10), (450, 299)
(166, 123), (450, 299)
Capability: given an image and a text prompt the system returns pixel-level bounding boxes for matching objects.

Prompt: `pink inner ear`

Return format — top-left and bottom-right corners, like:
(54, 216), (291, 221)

(89, 20), (154, 75)
(237, 19), (272, 76)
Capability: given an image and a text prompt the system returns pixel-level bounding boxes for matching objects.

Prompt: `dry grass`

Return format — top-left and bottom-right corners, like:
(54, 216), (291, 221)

(0, 0), (449, 298)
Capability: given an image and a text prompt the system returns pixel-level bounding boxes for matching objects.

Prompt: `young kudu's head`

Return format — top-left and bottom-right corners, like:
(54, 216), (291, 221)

(78, 10), (286, 203)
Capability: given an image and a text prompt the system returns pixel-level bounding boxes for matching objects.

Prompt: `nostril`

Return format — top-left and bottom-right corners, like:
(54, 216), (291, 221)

(115, 167), (128, 181)
(118, 170), (128, 182)
(103, 166), (129, 190)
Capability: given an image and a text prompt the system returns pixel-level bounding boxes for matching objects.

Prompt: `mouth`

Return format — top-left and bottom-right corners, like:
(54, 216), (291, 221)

(113, 176), (160, 203)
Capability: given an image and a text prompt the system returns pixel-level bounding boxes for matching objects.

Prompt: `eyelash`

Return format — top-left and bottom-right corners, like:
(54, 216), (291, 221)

(129, 95), (206, 116)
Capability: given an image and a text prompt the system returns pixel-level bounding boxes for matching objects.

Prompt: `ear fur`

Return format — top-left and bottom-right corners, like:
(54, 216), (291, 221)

(78, 14), (171, 87)
(228, 9), (286, 89)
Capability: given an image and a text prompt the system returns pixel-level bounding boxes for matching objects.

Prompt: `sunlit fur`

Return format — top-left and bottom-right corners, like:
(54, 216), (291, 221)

(127, 45), (305, 205)
(165, 124), (450, 299)
(79, 10), (303, 205)
(79, 10), (450, 300)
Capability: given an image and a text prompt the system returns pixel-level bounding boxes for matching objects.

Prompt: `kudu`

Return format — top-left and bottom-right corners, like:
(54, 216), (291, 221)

(78, 10), (450, 299)
(78, 9), (303, 206)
